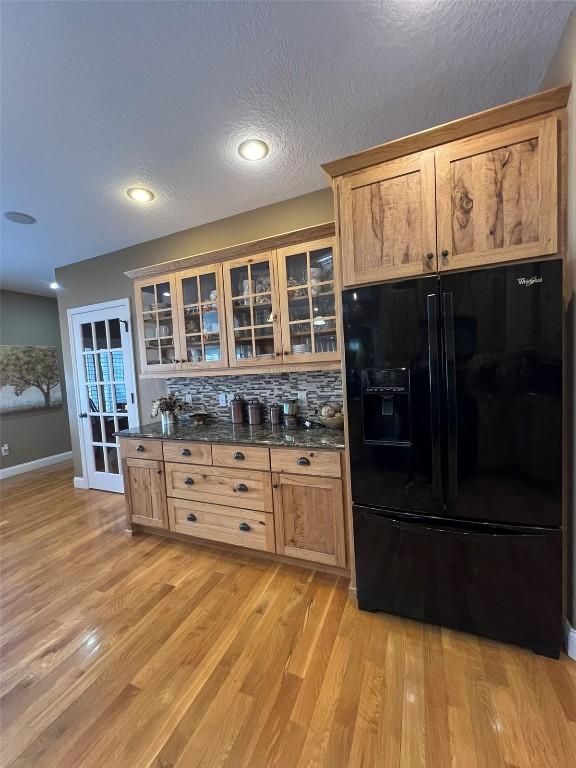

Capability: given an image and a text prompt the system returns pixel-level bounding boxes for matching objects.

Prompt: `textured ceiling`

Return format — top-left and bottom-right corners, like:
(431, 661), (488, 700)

(1, 0), (573, 295)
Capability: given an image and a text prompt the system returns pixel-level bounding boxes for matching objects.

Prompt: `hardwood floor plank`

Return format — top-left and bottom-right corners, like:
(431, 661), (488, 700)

(1, 462), (575, 768)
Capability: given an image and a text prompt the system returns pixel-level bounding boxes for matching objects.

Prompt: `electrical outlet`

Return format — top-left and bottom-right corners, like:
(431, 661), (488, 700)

(297, 391), (308, 406)
(1, 444), (9, 456)
(218, 393), (227, 407)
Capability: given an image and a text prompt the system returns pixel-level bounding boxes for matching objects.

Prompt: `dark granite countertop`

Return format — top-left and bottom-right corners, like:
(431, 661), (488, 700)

(115, 420), (345, 450)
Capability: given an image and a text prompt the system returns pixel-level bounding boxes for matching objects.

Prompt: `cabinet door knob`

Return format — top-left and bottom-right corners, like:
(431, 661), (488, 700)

(181, 448), (191, 456)
(184, 477), (194, 485)
(136, 444), (145, 452)
(186, 513), (197, 522)
(441, 250), (449, 259)
(272, 483), (279, 489)
(239, 522), (251, 532)
(235, 483), (248, 492)
(425, 252), (434, 262)
(296, 456), (311, 466)
(233, 451), (245, 461)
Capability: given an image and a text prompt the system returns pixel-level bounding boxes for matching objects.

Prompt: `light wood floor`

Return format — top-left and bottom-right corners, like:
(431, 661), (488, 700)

(1, 462), (575, 768)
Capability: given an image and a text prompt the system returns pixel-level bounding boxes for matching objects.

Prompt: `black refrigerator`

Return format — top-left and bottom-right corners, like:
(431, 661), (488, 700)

(342, 259), (563, 657)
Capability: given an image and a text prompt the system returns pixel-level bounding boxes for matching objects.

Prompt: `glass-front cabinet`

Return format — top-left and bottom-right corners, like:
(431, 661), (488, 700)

(222, 252), (282, 367)
(134, 273), (183, 373)
(174, 265), (227, 369)
(276, 238), (340, 362)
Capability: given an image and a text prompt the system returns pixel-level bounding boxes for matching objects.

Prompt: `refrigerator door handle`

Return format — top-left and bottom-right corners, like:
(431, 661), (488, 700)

(426, 293), (442, 500)
(442, 292), (458, 501)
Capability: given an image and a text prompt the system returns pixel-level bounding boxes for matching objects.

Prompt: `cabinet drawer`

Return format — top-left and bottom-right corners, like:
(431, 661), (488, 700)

(270, 449), (341, 478)
(212, 444), (270, 471)
(163, 441), (212, 465)
(164, 463), (273, 512)
(120, 438), (163, 461)
(168, 498), (275, 552)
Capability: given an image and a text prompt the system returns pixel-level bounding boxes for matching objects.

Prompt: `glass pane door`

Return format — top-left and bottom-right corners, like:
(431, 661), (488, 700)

(138, 278), (179, 368)
(178, 268), (225, 367)
(76, 313), (136, 493)
(281, 243), (338, 358)
(227, 257), (279, 364)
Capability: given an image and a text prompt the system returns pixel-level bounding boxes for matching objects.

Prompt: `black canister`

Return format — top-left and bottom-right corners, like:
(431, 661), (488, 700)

(230, 394), (245, 424)
(269, 403), (281, 425)
(247, 398), (263, 425)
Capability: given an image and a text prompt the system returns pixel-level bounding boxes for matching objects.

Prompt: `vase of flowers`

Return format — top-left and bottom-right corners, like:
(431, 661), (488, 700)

(151, 394), (187, 428)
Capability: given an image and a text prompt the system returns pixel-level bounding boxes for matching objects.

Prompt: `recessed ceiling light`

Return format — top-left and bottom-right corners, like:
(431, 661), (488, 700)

(49, 281), (60, 290)
(4, 211), (36, 224)
(237, 139), (269, 161)
(126, 187), (155, 202)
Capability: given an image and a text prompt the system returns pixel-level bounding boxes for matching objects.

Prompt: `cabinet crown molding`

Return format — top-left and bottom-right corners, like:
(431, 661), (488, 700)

(322, 84), (571, 179)
(125, 222), (335, 280)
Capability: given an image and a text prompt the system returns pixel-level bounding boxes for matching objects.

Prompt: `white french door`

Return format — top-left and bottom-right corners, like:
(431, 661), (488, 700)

(70, 302), (138, 492)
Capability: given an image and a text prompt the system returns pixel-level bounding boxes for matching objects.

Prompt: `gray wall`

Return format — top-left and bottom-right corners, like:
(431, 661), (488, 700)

(0, 290), (72, 468)
(541, 9), (576, 624)
(55, 188), (334, 476)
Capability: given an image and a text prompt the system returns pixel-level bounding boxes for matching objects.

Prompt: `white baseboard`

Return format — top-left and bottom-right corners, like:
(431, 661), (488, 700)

(565, 621), (576, 661)
(74, 476), (89, 489)
(0, 451), (73, 479)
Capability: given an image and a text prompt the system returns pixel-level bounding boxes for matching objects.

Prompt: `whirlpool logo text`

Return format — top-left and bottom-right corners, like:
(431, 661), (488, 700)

(517, 276), (543, 287)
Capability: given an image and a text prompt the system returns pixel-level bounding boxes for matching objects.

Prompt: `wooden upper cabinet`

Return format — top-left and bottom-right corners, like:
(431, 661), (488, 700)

(276, 237), (340, 362)
(174, 265), (228, 370)
(339, 149), (437, 287)
(134, 273), (183, 373)
(222, 251), (283, 368)
(435, 116), (558, 271)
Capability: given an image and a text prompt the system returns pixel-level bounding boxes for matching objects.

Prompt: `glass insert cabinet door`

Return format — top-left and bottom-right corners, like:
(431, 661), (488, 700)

(134, 274), (183, 372)
(222, 252), (282, 366)
(174, 265), (228, 368)
(277, 238), (340, 361)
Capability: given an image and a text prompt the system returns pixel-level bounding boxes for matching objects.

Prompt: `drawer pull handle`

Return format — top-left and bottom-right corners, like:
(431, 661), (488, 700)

(441, 249), (449, 259)
(239, 522), (251, 532)
(272, 483), (279, 489)
(233, 451), (245, 461)
(296, 456), (311, 466)
(186, 513), (197, 522)
(235, 483), (248, 492)
(136, 444), (145, 452)
(181, 448), (191, 456)
(184, 477), (194, 485)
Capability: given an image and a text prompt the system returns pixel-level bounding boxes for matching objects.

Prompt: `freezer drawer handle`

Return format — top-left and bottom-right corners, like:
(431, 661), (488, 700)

(383, 515), (548, 538)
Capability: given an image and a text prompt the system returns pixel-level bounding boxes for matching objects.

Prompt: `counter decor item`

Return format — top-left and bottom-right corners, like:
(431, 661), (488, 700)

(269, 403), (282, 425)
(230, 394), (245, 424)
(151, 393), (187, 428)
(187, 412), (210, 426)
(315, 401), (344, 429)
(247, 398), (263, 425)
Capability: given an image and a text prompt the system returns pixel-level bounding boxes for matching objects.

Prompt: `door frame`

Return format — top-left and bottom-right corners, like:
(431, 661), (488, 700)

(67, 298), (139, 492)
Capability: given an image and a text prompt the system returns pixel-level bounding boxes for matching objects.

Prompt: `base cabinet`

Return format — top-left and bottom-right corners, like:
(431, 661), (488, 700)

(272, 472), (346, 567)
(121, 439), (347, 571)
(124, 457), (168, 529)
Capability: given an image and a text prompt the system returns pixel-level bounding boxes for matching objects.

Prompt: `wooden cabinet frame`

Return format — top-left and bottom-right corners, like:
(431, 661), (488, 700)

(435, 115), (558, 271)
(339, 150), (437, 287)
(123, 457), (168, 529)
(272, 472), (346, 567)
(134, 272), (183, 374)
(174, 263), (229, 370)
(276, 237), (340, 363)
(222, 250), (283, 369)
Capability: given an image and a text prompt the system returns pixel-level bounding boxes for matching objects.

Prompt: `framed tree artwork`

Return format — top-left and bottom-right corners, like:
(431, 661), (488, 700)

(0, 345), (63, 414)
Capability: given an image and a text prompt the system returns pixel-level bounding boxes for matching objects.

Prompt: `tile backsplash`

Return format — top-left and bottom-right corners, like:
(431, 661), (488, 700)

(166, 371), (342, 422)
